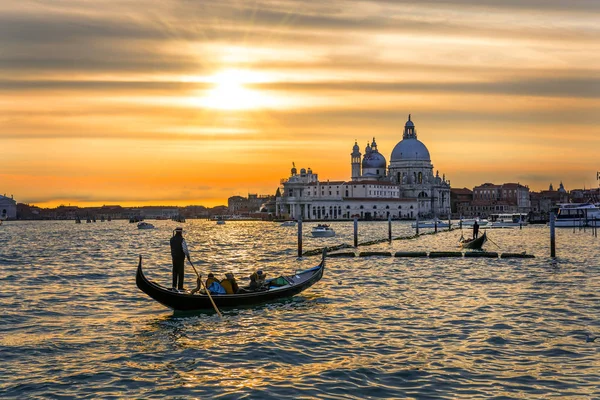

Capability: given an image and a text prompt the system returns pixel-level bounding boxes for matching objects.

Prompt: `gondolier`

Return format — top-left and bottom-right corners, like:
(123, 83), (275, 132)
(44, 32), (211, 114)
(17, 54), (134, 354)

(170, 227), (191, 290)
(473, 220), (479, 239)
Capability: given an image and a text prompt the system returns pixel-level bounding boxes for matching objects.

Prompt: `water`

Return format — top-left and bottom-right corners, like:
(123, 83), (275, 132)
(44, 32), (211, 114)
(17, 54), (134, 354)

(1, 220), (599, 398)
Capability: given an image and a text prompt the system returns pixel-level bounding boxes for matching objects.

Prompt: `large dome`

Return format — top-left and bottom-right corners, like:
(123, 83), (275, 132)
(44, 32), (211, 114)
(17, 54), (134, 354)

(390, 138), (430, 162)
(362, 152), (386, 168)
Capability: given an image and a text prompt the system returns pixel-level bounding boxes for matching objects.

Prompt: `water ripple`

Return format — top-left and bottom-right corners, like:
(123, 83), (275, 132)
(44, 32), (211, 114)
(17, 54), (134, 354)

(0, 220), (599, 398)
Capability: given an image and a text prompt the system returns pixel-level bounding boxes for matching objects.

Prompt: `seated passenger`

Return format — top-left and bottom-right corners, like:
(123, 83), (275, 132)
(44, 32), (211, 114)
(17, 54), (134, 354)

(207, 279), (227, 295)
(249, 270), (267, 291)
(205, 273), (219, 288)
(220, 273), (239, 294)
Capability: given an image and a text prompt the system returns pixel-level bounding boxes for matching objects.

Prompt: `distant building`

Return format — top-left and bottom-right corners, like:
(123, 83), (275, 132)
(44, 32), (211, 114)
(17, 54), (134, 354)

(0, 194), (17, 220)
(228, 194), (274, 214)
(450, 188), (473, 216)
(276, 115), (451, 220)
(530, 182), (569, 218)
(468, 182), (531, 216)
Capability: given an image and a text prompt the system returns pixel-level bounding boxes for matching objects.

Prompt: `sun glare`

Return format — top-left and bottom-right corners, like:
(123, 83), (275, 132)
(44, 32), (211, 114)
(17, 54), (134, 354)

(189, 69), (277, 110)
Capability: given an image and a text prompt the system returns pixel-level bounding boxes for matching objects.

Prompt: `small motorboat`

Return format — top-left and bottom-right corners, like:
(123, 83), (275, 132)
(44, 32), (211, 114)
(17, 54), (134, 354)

(137, 222), (155, 229)
(312, 224), (335, 237)
(411, 218), (450, 228)
(280, 220), (297, 227)
(460, 231), (488, 250)
(136, 250), (326, 311)
(457, 218), (488, 227)
(216, 220), (226, 225)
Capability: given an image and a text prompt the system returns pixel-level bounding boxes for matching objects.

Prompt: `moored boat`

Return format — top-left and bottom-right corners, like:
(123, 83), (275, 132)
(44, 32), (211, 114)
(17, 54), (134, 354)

(311, 224), (335, 237)
(136, 250), (326, 311)
(554, 203), (600, 227)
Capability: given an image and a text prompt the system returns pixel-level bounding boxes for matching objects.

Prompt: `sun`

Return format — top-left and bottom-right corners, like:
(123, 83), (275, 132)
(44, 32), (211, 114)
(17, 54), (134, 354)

(191, 69), (275, 110)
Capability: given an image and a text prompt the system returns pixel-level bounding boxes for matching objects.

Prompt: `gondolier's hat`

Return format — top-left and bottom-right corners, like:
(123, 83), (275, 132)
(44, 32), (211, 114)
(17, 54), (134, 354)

(175, 227), (183, 232)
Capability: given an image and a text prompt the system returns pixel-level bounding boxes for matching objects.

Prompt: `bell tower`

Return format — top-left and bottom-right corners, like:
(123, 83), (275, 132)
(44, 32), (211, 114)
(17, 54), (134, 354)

(351, 140), (361, 180)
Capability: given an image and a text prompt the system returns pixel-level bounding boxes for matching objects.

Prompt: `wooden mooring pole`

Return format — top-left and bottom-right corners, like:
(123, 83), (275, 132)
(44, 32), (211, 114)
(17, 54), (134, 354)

(415, 215), (419, 235)
(297, 216), (303, 258)
(388, 215), (392, 242)
(550, 212), (556, 258)
(353, 216), (358, 247)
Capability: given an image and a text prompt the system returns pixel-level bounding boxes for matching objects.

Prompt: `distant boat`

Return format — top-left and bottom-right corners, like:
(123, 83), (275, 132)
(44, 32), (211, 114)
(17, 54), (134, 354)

(411, 218), (449, 228)
(489, 213), (528, 228)
(280, 220), (297, 227)
(457, 217), (488, 227)
(460, 231), (488, 250)
(312, 224), (335, 237)
(138, 222), (155, 229)
(216, 220), (226, 225)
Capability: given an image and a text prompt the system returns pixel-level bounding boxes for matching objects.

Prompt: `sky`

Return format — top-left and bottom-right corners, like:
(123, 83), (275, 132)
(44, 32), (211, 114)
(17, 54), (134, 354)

(1, 0), (599, 208)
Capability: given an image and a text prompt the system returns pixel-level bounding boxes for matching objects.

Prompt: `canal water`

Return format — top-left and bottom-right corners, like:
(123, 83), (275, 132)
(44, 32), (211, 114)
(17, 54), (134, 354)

(1, 220), (599, 398)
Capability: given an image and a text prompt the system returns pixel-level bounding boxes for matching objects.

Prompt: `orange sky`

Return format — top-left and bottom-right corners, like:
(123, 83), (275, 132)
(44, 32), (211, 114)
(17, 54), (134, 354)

(1, 0), (599, 207)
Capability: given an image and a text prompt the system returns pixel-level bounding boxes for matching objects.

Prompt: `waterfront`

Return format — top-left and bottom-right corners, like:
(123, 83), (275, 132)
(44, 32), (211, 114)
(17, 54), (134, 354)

(1, 220), (599, 398)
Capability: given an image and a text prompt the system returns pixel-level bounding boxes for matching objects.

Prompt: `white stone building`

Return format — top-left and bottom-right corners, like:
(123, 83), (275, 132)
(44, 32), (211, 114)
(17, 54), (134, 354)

(0, 194), (17, 220)
(276, 115), (451, 220)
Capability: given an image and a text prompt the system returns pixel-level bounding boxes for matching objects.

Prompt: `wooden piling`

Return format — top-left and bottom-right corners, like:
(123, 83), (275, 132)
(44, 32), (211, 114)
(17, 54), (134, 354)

(388, 215), (392, 243)
(550, 212), (555, 258)
(297, 216), (303, 258)
(415, 215), (419, 235)
(353, 216), (358, 247)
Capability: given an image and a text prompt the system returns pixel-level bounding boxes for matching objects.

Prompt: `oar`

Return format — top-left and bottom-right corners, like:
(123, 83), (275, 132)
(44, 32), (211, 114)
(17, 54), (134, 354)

(486, 234), (501, 250)
(189, 260), (222, 318)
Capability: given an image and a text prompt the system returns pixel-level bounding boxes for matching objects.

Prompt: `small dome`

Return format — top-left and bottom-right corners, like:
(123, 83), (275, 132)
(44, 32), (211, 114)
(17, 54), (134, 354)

(352, 141), (359, 151)
(390, 138), (430, 162)
(362, 151), (386, 168)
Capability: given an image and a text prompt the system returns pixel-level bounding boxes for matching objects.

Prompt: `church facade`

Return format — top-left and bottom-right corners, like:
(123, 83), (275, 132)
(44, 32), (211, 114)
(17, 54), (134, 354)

(275, 115), (451, 220)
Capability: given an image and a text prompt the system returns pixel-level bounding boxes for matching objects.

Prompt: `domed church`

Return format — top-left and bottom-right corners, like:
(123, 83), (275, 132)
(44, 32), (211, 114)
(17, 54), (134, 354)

(276, 115), (451, 220)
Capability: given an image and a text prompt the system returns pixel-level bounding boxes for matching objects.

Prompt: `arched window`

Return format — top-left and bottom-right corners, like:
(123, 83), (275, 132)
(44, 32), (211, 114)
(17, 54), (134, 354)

(398, 205), (402, 209)
(418, 172), (422, 183)
(385, 205), (389, 209)
(359, 205), (364, 209)
(373, 205), (377, 209)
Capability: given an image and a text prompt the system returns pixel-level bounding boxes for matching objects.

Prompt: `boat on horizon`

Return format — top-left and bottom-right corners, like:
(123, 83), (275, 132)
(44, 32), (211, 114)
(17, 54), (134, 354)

(138, 222), (155, 229)
(489, 213), (528, 228)
(311, 224), (335, 237)
(457, 217), (488, 227)
(412, 218), (450, 229)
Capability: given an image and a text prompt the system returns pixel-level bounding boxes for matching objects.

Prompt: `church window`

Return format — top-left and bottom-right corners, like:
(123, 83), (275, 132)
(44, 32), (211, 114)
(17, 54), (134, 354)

(345, 190), (349, 197)
(418, 172), (422, 183)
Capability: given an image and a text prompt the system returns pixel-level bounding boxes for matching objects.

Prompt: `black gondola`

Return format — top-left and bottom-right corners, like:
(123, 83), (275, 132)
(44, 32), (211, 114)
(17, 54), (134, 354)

(460, 231), (487, 250)
(136, 250), (326, 311)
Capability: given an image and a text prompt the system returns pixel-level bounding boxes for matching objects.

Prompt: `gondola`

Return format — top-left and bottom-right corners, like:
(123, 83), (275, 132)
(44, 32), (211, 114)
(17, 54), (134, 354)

(136, 250), (326, 311)
(460, 231), (487, 250)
